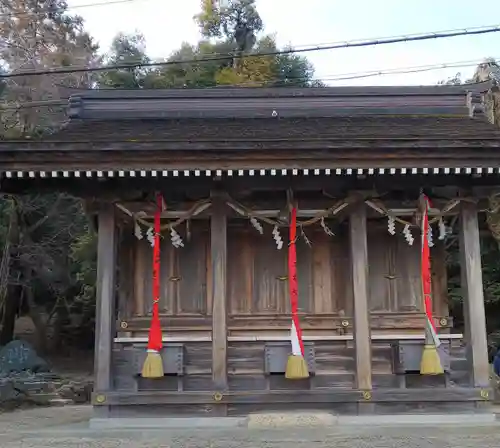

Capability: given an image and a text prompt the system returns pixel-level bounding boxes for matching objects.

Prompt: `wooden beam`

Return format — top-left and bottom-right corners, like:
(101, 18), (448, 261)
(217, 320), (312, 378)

(210, 191), (228, 394)
(116, 196), (460, 220)
(459, 202), (490, 387)
(94, 203), (117, 398)
(117, 312), (454, 332)
(349, 200), (372, 391)
(96, 387), (489, 406)
(114, 333), (464, 343)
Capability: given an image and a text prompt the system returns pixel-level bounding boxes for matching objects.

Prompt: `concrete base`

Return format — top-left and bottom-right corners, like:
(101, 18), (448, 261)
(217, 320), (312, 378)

(90, 412), (497, 430)
(337, 413), (497, 426)
(90, 417), (247, 430)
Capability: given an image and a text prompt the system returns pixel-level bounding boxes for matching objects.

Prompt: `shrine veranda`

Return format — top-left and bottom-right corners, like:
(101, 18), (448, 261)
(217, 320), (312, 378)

(1, 83), (499, 417)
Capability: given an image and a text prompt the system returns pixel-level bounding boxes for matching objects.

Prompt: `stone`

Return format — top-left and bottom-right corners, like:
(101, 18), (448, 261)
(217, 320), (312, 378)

(0, 378), (19, 402)
(56, 380), (93, 404)
(247, 412), (338, 428)
(48, 398), (74, 407)
(0, 340), (49, 374)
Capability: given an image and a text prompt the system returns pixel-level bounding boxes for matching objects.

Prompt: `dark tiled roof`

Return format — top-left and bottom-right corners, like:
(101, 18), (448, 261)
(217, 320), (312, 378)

(32, 116), (500, 143)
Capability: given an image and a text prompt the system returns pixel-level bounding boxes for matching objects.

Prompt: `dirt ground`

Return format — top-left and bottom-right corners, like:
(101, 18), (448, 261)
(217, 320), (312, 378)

(2, 405), (500, 448)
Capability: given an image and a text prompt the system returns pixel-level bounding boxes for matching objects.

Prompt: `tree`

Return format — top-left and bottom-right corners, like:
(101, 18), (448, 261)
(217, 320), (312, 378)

(143, 40), (234, 89)
(142, 33), (320, 89)
(437, 72), (464, 86)
(100, 0), (320, 90)
(215, 54), (274, 86)
(194, 0), (263, 58)
(193, 1), (318, 86)
(471, 57), (500, 83)
(0, 0), (98, 135)
(0, 1), (98, 349)
(99, 32), (150, 89)
(255, 35), (321, 87)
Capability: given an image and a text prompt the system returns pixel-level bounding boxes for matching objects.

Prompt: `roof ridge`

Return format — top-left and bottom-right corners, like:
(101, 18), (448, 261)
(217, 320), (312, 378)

(65, 82), (492, 101)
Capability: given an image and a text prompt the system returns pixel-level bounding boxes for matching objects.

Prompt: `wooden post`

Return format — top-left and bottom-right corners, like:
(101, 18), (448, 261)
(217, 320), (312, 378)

(93, 203), (117, 411)
(459, 202), (490, 387)
(349, 201), (372, 392)
(210, 192), (228, 397)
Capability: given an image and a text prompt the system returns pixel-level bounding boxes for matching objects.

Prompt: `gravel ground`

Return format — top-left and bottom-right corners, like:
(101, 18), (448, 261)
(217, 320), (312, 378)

(2, 406), (500, 447)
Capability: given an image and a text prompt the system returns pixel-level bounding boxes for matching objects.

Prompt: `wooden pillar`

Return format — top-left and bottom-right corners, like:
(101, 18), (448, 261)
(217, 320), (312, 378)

(93, 204), (117, 399)
(210, 192), (228, 395)
(459, 202), (490, 387)
(349, 201), (372, 391)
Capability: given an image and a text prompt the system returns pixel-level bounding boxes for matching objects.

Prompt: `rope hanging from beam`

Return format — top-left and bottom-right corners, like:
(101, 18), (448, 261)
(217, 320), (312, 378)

(115, 192), (471, 249)
(365, 197), (467, 246)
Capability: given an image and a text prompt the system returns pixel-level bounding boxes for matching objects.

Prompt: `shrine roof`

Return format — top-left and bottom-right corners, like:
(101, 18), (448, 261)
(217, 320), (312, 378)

(2, 82), (497, 141)
(2, 83), (500, 175)
(62, 82), (491, 121)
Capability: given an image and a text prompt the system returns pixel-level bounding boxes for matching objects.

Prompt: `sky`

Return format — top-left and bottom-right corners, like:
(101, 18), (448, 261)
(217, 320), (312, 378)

(66, 0), (500, 86)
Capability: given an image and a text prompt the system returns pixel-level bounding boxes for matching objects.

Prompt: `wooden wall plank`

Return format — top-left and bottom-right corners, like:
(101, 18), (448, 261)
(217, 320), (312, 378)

(227, 342), (264, 375)
(129, 209), (449, 331)
(335, 229), (353, 316)
(432, 241), (448, 317)
(296, 237), (313, 313)
(178, 226), (208, 314)
(132, 222), (209, 317)
(162, 239), (176, 315)
(206, 231), (213, 316)
(133, 238), (146, 315)
(394, 237), (421, 312)
(252, 233), (287, 313)
(227, 228), (253, 314)
(312, 232), (334, 313)
(184, 342), (213, 375)
(117, 231), (134, 321)
(367, 231), (391, 312)
(366, 228), (448, 315)
(226, 223), (350, 317)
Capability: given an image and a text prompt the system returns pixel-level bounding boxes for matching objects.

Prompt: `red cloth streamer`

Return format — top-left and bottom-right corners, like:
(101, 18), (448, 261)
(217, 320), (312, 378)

(288, 206), (305, 356)
(146, 192), (163, 353)
(421, 195), (438, 336)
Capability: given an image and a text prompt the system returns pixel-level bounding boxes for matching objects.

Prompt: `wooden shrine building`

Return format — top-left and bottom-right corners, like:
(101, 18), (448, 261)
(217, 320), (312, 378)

(1, 83), (499, 418)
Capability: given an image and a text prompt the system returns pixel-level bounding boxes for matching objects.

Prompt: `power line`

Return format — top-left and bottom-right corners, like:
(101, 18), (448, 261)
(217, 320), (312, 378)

(0, 0), (147, 20)
(322, 58), (486, 82)
(2, 24), (500, 79)
(1, 56), (495, 110)
(203, 57), (492, 87)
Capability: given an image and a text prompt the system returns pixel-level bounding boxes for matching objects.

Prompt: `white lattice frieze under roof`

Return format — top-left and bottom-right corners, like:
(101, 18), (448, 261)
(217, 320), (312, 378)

(1, 167), (498, 179)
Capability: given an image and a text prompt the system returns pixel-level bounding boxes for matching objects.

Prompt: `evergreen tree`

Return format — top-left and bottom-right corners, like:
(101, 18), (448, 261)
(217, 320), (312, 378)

(0, 0), (98, 135)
